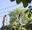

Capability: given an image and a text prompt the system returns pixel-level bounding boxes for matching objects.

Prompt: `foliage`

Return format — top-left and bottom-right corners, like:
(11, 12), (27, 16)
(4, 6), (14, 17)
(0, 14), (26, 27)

(10, 0), (31, 7)
(9, 8), (32, 30)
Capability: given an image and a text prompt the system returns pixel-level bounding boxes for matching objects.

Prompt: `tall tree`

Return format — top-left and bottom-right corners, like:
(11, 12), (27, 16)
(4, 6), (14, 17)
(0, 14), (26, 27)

(10, 0), (31, 7)
(8, 8), (32, 30)
(9, 9), (22, 30)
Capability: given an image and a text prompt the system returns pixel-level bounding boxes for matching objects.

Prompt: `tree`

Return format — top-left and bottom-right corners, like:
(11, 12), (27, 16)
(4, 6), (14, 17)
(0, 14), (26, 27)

(24, 9), (32, 18)
(10, 0), (31, 7)
(22, 19), (32, 30)
(8, 8), (32, 30)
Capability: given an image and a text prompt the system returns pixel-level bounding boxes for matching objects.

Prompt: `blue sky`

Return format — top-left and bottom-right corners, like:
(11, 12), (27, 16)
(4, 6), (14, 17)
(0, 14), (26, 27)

(0, 0), (23, 28)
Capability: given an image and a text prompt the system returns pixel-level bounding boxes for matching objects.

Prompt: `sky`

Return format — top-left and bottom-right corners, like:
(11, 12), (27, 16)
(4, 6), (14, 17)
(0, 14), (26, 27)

(0, 0), (23, 28)
(0, 0), (32, 28)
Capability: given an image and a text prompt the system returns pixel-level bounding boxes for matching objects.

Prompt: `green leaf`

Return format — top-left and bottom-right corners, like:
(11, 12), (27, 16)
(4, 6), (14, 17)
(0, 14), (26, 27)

(28, 13), (31, 18)
(16, 0), (22, 4)
(23, 3), (28, 8)
(24, 10), (28, 13)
